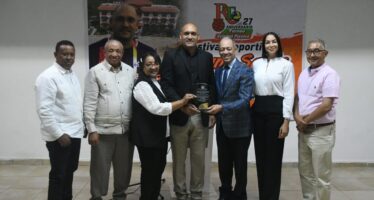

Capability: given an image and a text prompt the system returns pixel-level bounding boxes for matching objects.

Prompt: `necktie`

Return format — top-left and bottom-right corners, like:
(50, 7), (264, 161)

(221, 66), (229, 90)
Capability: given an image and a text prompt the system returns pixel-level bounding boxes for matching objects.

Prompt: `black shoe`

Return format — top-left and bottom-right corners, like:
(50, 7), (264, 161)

(218, 195), (229, 200)
(230, 191), (247, 200)
(218, 187), (232, 200)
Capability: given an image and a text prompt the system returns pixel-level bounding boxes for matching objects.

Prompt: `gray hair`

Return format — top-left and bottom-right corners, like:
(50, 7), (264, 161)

(104, 39), (123, 51)
(308, 39), (326, 50)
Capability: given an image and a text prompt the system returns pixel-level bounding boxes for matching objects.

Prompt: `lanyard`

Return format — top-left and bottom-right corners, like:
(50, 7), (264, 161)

(132, 40), (139, 69)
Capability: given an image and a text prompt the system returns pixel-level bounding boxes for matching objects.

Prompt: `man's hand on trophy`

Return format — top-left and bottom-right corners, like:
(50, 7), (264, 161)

(205, 104), (223, 115)
(181, 104), (200, 116)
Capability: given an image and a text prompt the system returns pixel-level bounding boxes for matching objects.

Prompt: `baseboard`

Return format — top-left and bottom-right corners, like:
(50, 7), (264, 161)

(1, 159), (374, 167)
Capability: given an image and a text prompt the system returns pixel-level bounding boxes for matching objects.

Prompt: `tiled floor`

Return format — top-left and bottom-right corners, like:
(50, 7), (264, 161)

(1, 163), (374, 200)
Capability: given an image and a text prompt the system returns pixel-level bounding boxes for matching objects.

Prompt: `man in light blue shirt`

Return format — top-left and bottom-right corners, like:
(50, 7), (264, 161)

(35, 40), (83, 200)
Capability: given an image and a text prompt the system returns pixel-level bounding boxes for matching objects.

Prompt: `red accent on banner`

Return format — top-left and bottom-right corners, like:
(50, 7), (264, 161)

(99, 47), (105, 63)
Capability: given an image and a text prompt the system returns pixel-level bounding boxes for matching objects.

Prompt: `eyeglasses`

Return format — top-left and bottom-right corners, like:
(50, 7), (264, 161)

(305, 49), (326, 55)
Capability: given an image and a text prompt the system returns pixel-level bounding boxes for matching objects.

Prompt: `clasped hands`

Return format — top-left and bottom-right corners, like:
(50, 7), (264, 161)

(294, 114), (310, 132)
(57, 133), (71, 147)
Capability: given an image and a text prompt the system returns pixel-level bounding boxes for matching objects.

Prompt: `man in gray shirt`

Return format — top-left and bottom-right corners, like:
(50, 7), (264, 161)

(84, 39), (136, 200)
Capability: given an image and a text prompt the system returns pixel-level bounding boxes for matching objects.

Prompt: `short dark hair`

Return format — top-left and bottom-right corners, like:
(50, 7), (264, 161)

(261, 32), (283, 58)
(139, 51), (161, 68)
(138, 51), (161, 78)
(55, 40), (74, 53)
(112, 3), (142, 19)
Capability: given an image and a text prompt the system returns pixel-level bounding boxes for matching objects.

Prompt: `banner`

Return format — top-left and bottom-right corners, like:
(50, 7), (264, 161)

(88, 0), (306, 78)
(186, 0), (306, 80)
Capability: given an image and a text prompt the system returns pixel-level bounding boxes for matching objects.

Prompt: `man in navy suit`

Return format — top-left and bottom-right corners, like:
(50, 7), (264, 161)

(207, 37), (254, 200)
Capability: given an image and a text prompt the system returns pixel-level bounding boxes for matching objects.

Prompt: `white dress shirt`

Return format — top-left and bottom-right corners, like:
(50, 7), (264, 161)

(253, 57), (295, 119)
(133, 80), (172, 116)
(133, 79), (172, 136)
(35, 63), (83, 141)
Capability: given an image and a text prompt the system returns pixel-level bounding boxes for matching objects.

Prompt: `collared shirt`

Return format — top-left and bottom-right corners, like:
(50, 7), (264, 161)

(298, 63), (340, 124)
(35, 63), (83, 141)
(253, 57), (295, 119)
(84, 60), (136, 135)
(133, 79), (172, 116)
(133, 79), (172, 137)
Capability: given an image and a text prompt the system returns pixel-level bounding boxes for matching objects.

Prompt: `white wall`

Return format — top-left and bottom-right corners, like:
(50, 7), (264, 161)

(0, 0), (373, 163)
(303, 0), (374, 162)
(0, 0), (91, 160)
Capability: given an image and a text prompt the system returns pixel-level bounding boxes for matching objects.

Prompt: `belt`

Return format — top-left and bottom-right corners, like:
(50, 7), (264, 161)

(305, 121), (335, 129)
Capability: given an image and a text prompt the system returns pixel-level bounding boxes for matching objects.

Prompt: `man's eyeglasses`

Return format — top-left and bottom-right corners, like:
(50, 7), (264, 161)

(305, 49), (326, 55)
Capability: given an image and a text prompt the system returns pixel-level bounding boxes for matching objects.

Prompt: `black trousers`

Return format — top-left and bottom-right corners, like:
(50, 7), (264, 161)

(216, 123), (251, 199)
(253, 112), (284, 200)
(46, 138), (81, 200)
(137, 143), (167, 200)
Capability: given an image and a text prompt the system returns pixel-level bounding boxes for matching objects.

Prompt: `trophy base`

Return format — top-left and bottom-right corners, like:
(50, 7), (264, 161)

(199, 108), (209, 114)
(198, 103), (209, 113)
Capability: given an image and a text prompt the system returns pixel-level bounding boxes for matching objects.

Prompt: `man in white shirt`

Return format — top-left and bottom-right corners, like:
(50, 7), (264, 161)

(84, 39), (136, 200)
(35, 40), (83, 200)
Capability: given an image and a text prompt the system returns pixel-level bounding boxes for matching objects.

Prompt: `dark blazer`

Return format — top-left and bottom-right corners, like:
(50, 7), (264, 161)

(89, 38), (155, 68)
(160, 47), (217, 127)
(130, 76), (168, 148)
(215, 59), (254, 138)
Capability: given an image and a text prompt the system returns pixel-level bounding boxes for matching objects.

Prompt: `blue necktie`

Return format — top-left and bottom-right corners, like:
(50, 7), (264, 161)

(221, 66), (229, 90)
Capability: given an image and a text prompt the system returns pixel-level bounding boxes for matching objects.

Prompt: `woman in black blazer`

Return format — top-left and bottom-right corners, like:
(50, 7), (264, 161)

(130, 52), (195, 200)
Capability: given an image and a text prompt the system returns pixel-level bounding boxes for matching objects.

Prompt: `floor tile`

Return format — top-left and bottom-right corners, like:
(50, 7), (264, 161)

(0, 164), (373, 199)
(0, 165), (38, 177)
(279, 190), (302, 200)
(343, 191), (374, 200)
(357, 177), (374, 190)
(11, 176), (47, 189)
(333, 177), (373, 191)
(0, 188), (41, 200)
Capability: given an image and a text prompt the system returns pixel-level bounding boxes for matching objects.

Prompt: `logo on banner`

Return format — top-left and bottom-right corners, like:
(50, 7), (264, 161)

(212, 3), (253, 39)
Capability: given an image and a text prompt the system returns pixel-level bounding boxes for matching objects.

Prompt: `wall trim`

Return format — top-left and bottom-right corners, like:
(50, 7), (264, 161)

(1, 159), (373, 167)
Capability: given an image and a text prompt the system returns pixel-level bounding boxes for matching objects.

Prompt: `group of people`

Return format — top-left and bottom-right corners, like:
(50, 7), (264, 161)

(35, 3), (340, 200)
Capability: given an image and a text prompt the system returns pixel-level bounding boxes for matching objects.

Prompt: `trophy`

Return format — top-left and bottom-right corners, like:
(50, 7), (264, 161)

(193, 83), (210, 112)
